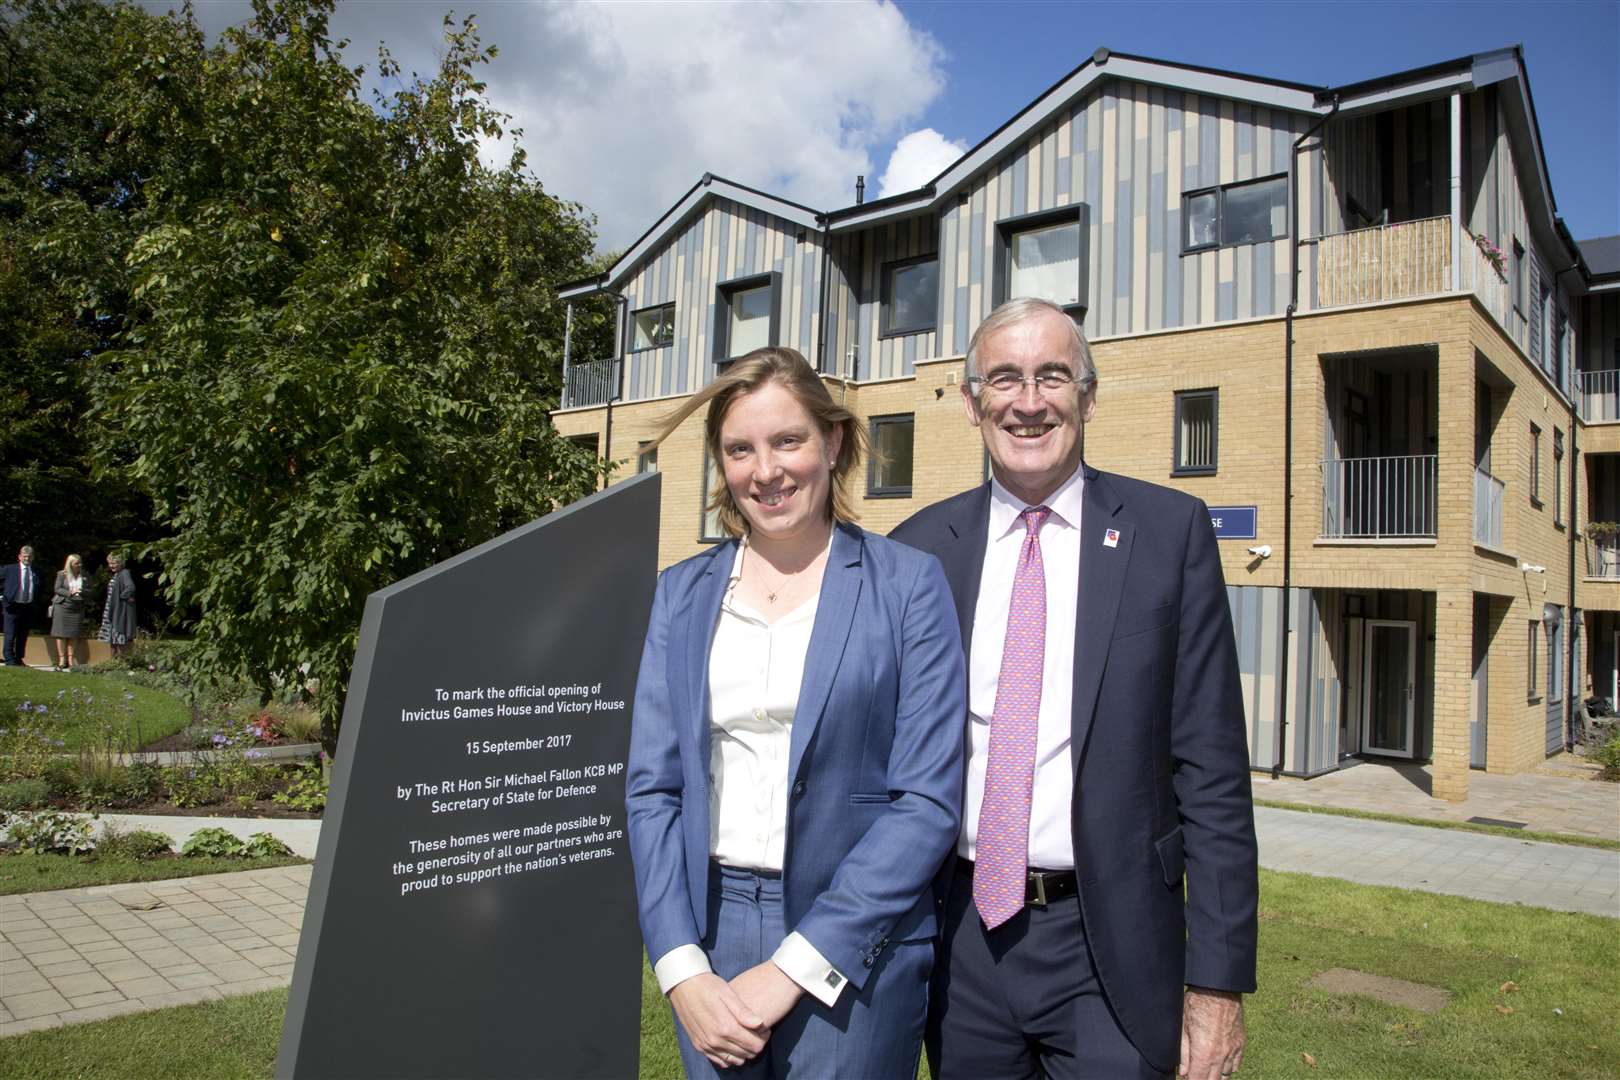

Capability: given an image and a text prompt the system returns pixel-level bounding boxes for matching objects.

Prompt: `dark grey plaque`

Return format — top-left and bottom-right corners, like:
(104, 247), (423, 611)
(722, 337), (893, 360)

(277, 474), (659, 1079)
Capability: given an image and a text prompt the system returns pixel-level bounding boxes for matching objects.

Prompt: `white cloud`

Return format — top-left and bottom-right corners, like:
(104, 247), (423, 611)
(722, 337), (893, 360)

(877, 128), (969, 197)
(145, 2), (948, 250)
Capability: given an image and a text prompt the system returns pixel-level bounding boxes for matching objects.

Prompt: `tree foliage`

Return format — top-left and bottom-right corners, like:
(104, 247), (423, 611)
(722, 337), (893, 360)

(7, 0), (615, 747)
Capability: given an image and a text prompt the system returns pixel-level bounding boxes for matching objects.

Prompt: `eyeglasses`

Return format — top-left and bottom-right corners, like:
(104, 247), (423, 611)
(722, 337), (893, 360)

(967, 369), (1090, 396)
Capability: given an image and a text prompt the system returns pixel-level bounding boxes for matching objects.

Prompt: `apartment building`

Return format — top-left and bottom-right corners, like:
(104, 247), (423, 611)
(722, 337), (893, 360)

(549, 47), (1620, 802)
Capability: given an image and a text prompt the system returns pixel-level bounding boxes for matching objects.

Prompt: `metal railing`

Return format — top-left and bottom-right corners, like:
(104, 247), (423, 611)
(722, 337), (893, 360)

(562, 357), (619, 409)
(1316, 215), (1450, 308)
(1473, 466), (1505, 548)
(1580, 369), (1620, 423)
(1321, 455), (1438, 539)
(1585, 536), (1620, 579)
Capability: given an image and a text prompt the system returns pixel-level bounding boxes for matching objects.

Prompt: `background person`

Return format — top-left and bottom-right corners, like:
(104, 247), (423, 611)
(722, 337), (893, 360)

(892, 298), (1258, 1080)
(2, 544), (44, 666)
(627, 347), (964, 1079)
(50, 553), (89, 669)
(98, 551), (138, 657)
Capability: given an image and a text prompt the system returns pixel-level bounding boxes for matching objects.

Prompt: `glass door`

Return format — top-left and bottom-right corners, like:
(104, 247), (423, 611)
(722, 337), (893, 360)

(1362, 619), (1416, 758)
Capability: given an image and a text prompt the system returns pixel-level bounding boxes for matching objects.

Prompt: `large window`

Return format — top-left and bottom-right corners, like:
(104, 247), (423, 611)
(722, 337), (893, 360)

(713, 273), (780, 362)
(699, 447), (726, 542)
(1183, 174), (1287, 253)
(636, 440), (658, 474)
(630, 303), (675, 351)
(1529, 424), (1542, 507)
(867, 414), (915, 497)
(1553, 428), (1564, 527)
(994, 207), (1086, 317)
(1173, 390), (1218, 476)
(881, 257), (939, 336)
(1527, 621), (1539, 702)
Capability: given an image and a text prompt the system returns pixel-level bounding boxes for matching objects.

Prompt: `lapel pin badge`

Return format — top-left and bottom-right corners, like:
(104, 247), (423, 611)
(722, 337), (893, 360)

(1103, 528), (1120, 548)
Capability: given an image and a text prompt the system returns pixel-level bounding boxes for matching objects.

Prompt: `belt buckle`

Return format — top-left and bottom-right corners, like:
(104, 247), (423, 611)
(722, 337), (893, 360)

(1028, 871), (1048, 907)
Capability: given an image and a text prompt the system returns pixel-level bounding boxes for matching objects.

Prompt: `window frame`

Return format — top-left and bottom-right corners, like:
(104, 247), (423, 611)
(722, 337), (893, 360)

(636, 440), (658, 475)
(1527, 621), (1540, 702)
(866, 413), (916, 498)
(1529, 423), (1542, 508)
(1548, 608), (1563, 704)
(1511, 238), (1526, 316)
(698, 445), (727, 544)
(1181, 173), (1289, 254)
(992, 205), (1088, 321)
(711, 271), (782, 365)
(1172, 388), (1219, 477)
(1553, 428), (1565, 528)
(628, 302), (675, 353)
(880, 255), (940, 338)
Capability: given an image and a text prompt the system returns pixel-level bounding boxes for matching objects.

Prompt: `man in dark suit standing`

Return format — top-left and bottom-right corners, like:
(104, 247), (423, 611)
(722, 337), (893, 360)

(893, 298), (1257, 1080)
(3, 544), (44, 666)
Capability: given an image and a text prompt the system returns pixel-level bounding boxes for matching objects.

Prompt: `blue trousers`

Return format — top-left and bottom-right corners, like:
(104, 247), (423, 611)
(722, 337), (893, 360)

(673, 863), (930, 1080)
(2, 604), (32, 666)
(926, 867), (1164, 1079)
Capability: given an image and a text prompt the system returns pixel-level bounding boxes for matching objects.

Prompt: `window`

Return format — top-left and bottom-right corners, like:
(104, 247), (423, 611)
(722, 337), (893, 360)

(566, 433), (599, 457)
(1527, 621), (1539, 701)
(713, 274), (780, 362)
(1553, 429), (1564, 527)
(699, 447), (726, 542)
(1512, 239), (1526, 315)
(1529, 424), (1542, 507)
(994, 207), (1086, 317)
(1173, 390), (1218, 476)
(1548, 609), (1563, 704)
(867, 414), (915, 497)
(881, 257), (939, 336)
(1182, 174), (1288, 253)
(636, 440), (658, 474)
(630, 303), (675, 351)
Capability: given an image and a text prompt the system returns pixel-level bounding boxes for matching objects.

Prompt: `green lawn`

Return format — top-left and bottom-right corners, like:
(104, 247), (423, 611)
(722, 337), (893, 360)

(0, 852), (308, 896)
(0, 665), (191, 753)
(3, 869), (1614, 1078)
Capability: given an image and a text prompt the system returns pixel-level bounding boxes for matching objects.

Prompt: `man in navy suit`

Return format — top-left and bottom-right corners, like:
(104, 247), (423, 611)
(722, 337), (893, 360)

(893, 298), (1257, 1080)
(3, 545), (44, 666)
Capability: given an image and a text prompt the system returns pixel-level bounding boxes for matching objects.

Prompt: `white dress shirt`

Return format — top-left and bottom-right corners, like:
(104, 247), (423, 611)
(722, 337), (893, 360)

(961, 462), (1085, 870)
(652, 538), (848, 1006)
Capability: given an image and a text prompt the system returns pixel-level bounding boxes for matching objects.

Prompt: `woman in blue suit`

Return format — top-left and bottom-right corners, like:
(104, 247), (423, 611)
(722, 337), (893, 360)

(627, 347), (965, 1079)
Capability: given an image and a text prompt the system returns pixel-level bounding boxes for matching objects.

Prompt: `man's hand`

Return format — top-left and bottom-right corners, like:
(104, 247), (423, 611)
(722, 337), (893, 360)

(668, 973), (768, 1070)
(729, 961), (805, 1030)
(1179, 987), (1245, 1080)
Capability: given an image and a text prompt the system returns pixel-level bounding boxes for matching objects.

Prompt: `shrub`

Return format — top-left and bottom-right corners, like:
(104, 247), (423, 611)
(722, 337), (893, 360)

(1, 700), (63, 780)
(241, 832), (293, 858)
(180, 827), (244, 857)
(0, 777), (49, 811)
(121, 761), (164, 803)
(273, 759), (328, 813)
(1594, 733), (1620, 780)
(5, 811), (96, 855)
(269, 706), (323, 745)
(95, 825), (172, 859)
(163, 763), (220, 808)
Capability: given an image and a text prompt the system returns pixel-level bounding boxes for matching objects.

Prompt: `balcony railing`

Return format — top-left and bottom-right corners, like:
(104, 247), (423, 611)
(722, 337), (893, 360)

(1457, 229), (1512, 327)
(1316, 216), (1451, 308)
(1580, 369), (1620, 422)
(562, 357), (619, 409)
(1321, 455), (1438, 539)
(1585, 536), (1620, 579)
(1473, 466), (1505, 548)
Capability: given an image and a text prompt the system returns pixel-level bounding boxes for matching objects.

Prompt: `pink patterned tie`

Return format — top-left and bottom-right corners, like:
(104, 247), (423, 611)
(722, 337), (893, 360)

(974, 506), (1050, 930)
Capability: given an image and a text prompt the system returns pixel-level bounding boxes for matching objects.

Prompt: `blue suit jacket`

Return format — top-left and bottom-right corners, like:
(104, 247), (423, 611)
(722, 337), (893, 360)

(2, 563), (42, 609)
(626, 523), (965, 990)
(892, 466), (1258, 1073)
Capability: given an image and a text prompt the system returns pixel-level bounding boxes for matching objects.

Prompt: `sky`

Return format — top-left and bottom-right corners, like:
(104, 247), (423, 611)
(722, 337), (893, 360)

(159, 1), (1618, 251)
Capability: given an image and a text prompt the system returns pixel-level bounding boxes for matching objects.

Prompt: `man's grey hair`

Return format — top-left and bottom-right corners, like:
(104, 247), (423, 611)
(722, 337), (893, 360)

(964, 297), (1097, 387)
(18, 545), (33, 557)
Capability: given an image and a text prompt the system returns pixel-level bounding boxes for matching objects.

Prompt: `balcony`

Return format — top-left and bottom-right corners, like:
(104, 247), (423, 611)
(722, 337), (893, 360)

(1585, 536), (1620, 579)
(1321, 455), (1438, 539)
(562, 357), (619, 409)
(1314, 217), (1511, 327)
(1580, 370), (1620, 423)
(1473, 467), (1505, 548)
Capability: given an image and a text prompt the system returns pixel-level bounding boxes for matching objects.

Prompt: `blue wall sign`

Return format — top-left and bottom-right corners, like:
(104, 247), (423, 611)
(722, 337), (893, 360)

(1209, 506), (1257, 541)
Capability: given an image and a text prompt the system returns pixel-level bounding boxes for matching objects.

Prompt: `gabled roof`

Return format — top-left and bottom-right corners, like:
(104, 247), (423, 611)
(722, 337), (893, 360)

(1580, 235), (1620, 292)
(559, 175), (822, 299)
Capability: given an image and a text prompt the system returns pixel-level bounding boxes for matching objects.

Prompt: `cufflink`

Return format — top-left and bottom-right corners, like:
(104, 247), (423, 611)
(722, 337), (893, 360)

(824, 971), (843, 989)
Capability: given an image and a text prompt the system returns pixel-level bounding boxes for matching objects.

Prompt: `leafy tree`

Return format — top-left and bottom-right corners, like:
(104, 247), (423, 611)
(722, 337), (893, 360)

(61, 0), (612, 747)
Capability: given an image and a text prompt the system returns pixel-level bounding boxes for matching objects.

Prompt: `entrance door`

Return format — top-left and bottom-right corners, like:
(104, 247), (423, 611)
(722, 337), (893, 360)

(1363, 619), (1416, 758)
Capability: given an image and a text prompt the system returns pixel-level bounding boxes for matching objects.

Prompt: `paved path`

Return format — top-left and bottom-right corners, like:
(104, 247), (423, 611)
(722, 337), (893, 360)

(2, 807), (1616, 1039)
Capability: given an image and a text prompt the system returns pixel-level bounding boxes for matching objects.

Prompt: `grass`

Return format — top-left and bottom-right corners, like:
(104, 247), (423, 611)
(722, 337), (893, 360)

(0, 665), (190, 753)
(3, 869), (1614, 1078)
(1255, 798), (1620, 851)
(0, 852), (308, 896)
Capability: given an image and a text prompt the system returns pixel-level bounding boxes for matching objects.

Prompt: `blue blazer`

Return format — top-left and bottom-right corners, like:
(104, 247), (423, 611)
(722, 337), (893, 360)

(626, 523), (965, 990)
(892, 466), (1258, 1074)
(2, 563), (42, 609)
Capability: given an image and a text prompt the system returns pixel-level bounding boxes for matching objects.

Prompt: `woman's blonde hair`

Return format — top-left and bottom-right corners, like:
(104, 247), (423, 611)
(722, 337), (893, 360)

(652, 347), (866, 538)
(62, 554), (81, 574)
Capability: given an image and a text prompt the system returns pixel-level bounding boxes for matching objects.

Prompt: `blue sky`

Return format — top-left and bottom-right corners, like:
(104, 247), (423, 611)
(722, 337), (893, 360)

(896, 0), (1618, 241)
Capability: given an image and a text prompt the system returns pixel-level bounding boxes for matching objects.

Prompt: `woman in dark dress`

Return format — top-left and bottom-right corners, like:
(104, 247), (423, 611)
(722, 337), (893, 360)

(50, 553), (88, 669)
(98, 552), (137, 657)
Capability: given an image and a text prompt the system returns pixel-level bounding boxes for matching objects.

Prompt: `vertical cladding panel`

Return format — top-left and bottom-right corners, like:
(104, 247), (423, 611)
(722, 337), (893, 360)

(1236, 102), (1254, 182)
(1041, 124), (1057, 210)
(942, 204), (960, 353)
(1165, 90), (1184, 330)
(1201, 96), (1220, 189)
(1056, 117), (1072, 203)
(1100, 90), (1118, 338)
(1131, 87), (1150, 334)
(1085, 96), (1104, 337)
(1114, 88), (1133, 334)
(1013, 141), (1029, 218)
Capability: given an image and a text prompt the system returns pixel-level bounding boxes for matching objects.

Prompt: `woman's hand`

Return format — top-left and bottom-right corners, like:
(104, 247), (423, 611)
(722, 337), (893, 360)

(668, 973), (769, 1069)
(729, 962), (805, 1030)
